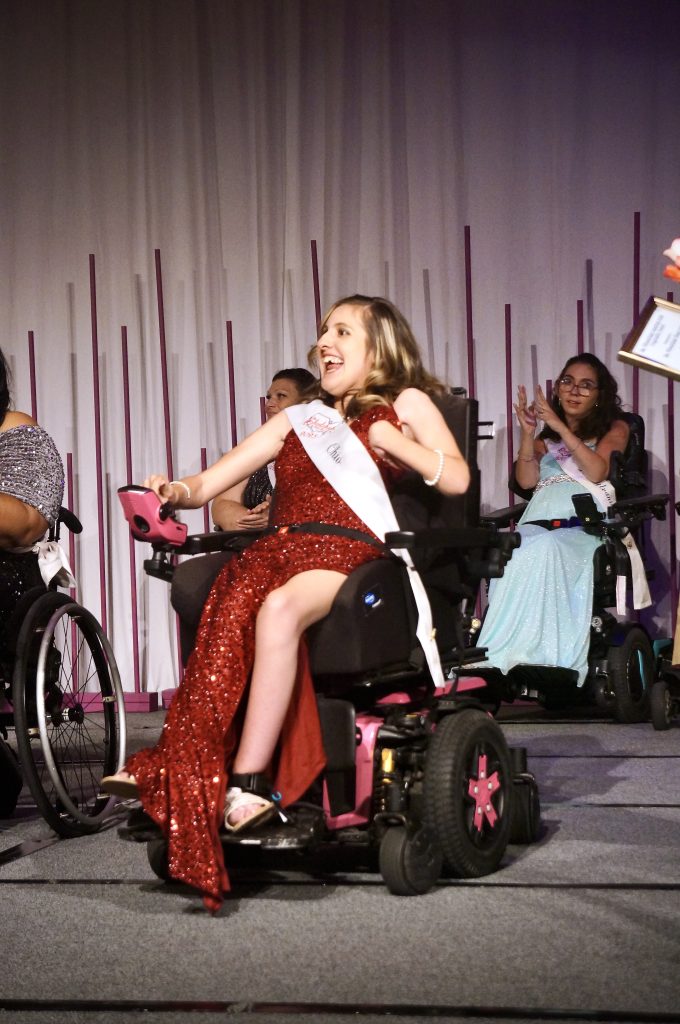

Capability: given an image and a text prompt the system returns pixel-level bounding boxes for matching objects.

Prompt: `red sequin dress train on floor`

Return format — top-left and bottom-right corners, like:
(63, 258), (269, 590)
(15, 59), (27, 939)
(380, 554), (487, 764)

(127, 405), (400, 909)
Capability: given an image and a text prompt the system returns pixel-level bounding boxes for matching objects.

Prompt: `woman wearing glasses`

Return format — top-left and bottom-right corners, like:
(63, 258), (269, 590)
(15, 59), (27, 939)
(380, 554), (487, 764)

(478, 354), (629, 686)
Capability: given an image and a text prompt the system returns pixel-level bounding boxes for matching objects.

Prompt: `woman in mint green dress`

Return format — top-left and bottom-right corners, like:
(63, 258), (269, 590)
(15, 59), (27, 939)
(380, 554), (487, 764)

(478, 354), (630, 686)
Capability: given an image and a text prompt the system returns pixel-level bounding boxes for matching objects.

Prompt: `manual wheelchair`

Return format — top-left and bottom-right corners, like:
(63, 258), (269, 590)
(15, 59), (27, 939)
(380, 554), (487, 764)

(118, 394), (541, 897)
(467, 411), (668, 723)
(0, 506), (127, 835)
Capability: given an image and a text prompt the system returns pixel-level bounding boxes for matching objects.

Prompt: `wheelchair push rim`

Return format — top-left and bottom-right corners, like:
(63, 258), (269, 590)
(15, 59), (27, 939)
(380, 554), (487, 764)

(13, 593), (126, 836)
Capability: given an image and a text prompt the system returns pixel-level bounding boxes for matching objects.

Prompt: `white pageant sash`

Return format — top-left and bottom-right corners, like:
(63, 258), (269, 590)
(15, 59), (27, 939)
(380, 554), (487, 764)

(546, 440), (650, 612)
(266, 461), (276, 489)
(8, 538), (77, 590)
(285, 401), (446, 689)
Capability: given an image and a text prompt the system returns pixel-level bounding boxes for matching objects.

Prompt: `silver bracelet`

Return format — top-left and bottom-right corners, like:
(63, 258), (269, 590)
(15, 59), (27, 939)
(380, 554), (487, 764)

(170, 479), (191, 502)
(423, 449), (445, 487)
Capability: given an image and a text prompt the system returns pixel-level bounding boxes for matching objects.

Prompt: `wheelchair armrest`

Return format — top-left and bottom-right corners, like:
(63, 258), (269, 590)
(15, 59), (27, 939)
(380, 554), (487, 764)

(611, 493), (668, 521)
(384, 526), (504, 550)
(480, 502), (528, 529)
(175, 530), (263, 556)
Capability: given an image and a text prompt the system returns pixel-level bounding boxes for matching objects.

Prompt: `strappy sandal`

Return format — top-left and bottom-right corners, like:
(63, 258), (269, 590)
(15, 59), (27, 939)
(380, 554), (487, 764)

(101, 772), (139, 799)
(224, 772), (278, 833)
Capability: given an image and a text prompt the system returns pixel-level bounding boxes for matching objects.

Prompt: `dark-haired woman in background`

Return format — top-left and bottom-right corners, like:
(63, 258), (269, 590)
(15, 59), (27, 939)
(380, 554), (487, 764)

(477, 354), (630, 685)
(211, 368), (317, 531)
(0, 349), (64, 655)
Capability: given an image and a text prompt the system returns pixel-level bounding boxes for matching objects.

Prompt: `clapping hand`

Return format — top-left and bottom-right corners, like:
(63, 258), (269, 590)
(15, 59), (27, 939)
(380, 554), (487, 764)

(514, 385), (538, 436)
(533, 384), (561, 431)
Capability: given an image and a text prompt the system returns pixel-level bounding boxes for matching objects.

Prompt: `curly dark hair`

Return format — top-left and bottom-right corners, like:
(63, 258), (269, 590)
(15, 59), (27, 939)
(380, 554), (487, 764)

(540, 353), (624, 443)
(0, 349), (12, 424)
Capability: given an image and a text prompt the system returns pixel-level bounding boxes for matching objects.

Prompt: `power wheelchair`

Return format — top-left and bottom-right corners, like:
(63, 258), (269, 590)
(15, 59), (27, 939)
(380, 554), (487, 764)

(118, 394), (541, 897)
(0, 507), (127, 835)
(467, 411), (668, 723)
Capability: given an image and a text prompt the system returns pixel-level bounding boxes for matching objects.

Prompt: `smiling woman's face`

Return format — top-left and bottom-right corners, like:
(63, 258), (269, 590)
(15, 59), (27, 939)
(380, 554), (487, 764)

(316, 303), (374, 403)
(556, 361), (600, 421)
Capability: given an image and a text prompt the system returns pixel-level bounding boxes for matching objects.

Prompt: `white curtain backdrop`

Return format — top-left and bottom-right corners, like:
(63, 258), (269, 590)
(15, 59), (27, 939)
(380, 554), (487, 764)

(1, 0), (679, 694)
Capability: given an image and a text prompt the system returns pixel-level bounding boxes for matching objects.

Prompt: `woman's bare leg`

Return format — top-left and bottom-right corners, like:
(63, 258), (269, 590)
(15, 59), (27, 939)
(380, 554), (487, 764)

(228, 568), (345, 823)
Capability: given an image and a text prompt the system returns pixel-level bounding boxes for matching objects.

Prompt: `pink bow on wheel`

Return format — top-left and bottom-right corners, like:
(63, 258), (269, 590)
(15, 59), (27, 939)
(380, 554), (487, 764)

(663, 238), (680, 282)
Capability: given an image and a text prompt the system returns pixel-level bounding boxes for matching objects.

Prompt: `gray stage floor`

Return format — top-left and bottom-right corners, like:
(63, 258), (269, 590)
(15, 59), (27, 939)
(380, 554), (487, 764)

(1, 705), (680, 1024)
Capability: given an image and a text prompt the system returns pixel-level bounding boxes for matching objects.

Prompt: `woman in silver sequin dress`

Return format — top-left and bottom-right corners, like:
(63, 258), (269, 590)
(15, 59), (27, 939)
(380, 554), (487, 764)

(0, 349), (64, 657)
(478, 354), (630, 685)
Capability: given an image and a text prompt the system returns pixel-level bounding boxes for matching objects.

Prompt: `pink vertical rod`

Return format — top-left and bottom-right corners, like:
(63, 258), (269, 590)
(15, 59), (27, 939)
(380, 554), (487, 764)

(576, 300), (584, 355)
(464, 226), (476, 399)
(226, 320), (238, 447)
(89, 254), (107, 631)
(260, 396), (266, 424)
(67, 453), (78, 691)
(121, 328), (141, 694)
(27, 331), (37, 421)
(504, 304), (514, 504)
(201, 447), (209, 532)
(310, 240), (321, 328)
(154, 249), (175, 481)
(632, 212), (641, 413)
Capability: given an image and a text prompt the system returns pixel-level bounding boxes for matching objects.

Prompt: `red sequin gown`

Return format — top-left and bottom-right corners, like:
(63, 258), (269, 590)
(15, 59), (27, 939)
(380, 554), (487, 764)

(127, 405), (401, 910)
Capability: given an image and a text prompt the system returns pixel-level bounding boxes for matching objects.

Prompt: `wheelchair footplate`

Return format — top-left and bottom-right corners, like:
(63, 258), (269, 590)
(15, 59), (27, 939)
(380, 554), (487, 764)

(220, 802), (326, 850)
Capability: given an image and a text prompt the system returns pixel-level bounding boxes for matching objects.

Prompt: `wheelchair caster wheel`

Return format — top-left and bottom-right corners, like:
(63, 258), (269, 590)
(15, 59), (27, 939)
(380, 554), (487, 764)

(379, 825), (442, 896)
(650, 680), (673, 731)
(509, 774), (541, 845)
(147, 838), (171, 881)
(607, 627), (653, 724)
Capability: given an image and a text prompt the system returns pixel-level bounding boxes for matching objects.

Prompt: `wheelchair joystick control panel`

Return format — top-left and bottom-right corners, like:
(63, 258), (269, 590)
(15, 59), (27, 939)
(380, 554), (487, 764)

(118, 485), (188, 545)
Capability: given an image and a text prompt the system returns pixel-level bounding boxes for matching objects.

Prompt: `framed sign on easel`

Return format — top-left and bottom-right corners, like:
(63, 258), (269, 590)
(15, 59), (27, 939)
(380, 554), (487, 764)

(618, 295), (680, 382)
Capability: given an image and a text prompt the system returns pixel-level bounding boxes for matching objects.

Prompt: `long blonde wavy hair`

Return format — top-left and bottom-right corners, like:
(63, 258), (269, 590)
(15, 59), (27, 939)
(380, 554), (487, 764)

(309, 294), (445, 420)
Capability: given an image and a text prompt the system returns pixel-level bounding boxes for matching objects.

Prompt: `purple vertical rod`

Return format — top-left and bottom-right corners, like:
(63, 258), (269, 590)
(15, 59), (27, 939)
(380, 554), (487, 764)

(260, 396), (266, 424)
(154, 249), (175, 481)
(464, 226), (476, 399)
(27, 331), (37, 421)
(201, 447), (209, 532)
(668, 290), (677, 627)
(632, 212), (641, 412)
(67, 453), (78, 691)
(226, 320), (238, 447)
(576, 300), (584, 355)
(310, 240), (321, 328)
(121, 328), (141, 694)
(89, 254), (107, 631)
(504, 304), (514, 504)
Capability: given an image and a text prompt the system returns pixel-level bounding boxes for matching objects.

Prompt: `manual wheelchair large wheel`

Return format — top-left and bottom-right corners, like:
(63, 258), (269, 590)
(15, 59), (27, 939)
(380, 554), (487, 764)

(424, 709), (512, 877)
(607, 627), (653, 724)
(13, 592), (126, 837)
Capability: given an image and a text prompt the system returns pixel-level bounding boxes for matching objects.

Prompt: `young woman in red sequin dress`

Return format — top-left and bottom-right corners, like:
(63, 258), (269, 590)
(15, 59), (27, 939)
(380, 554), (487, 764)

(104, 296), (470, 910)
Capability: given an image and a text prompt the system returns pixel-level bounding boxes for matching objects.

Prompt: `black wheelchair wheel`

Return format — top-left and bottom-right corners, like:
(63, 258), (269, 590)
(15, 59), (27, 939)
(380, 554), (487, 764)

(378, 824), (443, 896)
(607, 627), (653, 724)
(424, 709), (512, 877)
(147, 838), (171, 881)
(509, 775), (541, 845)
(650, 679), (673, 731)
(13, 592), (126, 837)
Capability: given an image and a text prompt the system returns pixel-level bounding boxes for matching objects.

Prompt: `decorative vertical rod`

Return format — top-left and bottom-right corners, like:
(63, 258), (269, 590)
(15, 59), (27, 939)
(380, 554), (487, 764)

(27, 331), (37, 420)
(67, 453), (78, 691)
(576, 300), (584, 355)
(154, 249), (174, 480)
(201, 447), (209, 533)
(89, 254), (107, 631)
(632, 212), (641, 412)
(121, 328), (141, 694)
(668, 290), (677, 628)
(464, 226), (476, 399)
(226, 320), (237, 447)
(504, 304), (514, 505)
(260, 396), (266, 424)
(310, 240), (321, 328)
(668, 377), (677, 626)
